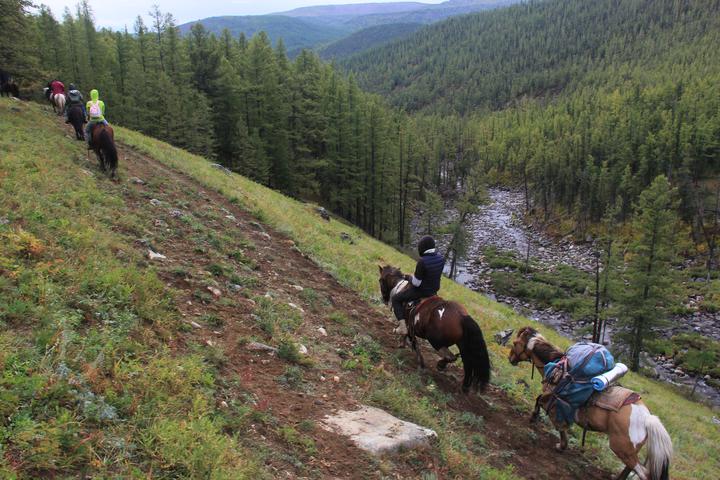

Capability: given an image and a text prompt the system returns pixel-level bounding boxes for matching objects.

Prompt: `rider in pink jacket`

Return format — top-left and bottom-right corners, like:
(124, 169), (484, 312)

(50, 80), (65, 96)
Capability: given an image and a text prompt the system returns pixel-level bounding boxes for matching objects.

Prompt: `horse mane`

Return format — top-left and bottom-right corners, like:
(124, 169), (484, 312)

(381, 265), (403, 279)
(520, 326), (564, 364)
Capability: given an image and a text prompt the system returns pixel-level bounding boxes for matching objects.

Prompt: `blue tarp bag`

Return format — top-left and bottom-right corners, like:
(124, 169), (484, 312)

(543, 342), (614, 425)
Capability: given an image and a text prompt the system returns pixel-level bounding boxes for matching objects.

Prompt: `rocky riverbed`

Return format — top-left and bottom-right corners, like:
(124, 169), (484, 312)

(413, 187), (720, 407)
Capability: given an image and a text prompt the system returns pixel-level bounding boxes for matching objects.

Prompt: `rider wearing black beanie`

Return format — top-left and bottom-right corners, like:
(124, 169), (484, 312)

(391, 236), (446, 333)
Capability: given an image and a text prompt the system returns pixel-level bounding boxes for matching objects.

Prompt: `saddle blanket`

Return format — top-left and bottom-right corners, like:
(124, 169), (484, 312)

(588, 386), (641, 412)
(410, 296), (445, 320)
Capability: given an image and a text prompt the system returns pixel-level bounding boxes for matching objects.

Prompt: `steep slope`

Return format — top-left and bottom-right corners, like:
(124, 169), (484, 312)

(319, 22), (423, 60)
(0, 99), (599, 479)
(178, 15), (351, 51)
(342, 0), (720, 113)
(3, 99), (720, 478)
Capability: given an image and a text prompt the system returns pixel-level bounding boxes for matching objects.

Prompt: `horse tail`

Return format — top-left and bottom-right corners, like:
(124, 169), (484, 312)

(99, 128), (118, 171)
(645, 413), (672, 480)
(458, 315), (491, 392)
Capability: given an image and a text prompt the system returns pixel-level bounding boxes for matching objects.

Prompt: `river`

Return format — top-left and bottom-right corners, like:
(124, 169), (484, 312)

(414, 187), (720, 407)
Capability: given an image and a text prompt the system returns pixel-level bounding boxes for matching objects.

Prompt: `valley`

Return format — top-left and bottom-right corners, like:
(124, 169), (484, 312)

(3, 0), (720, 477)
(416, 188), (720, 406)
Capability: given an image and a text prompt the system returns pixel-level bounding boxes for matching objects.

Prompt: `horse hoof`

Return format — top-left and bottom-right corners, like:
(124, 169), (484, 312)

(554, 443), (565, 452)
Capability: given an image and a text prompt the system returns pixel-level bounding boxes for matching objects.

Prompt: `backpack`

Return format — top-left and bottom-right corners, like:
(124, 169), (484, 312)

(89, 101), (102, 118)
(68, 90), (82, 104)
(543, 342), (614, 425)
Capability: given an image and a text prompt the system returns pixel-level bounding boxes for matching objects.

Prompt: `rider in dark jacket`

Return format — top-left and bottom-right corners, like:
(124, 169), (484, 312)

(64, 84), (86, 123)
(391, 235), (445, 334)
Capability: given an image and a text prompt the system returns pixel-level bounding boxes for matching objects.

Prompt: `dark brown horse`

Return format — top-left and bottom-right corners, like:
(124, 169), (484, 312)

(378, 265), (491, 393)
(90, 123), (118, 179)
(67, 105), (85, 141)
(0, 81), (19, 98)
(508, 327), (672, 480)
(0, 70), (19, 98)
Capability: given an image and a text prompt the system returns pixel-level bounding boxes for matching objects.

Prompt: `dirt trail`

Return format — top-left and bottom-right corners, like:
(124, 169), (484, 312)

(72, 129), (612, 479)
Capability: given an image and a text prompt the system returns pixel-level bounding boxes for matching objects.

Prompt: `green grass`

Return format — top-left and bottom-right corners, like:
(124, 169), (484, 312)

(0, 100), (264, 478)
(647, 334), (720, 379)
(115, 114), (720, 479)
(485, 247), (595, 320)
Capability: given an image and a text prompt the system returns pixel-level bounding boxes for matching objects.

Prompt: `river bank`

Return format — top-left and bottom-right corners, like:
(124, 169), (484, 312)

(412, 187), (720, 407)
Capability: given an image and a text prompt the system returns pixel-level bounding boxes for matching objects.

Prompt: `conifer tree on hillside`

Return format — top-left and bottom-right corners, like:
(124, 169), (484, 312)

(618, 175), (679, 371)
(1, 0), (40, 83)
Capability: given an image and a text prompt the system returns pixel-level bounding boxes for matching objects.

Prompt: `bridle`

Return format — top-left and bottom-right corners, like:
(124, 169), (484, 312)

(509, 334), (544, 379)
(379, 269), (406, 305)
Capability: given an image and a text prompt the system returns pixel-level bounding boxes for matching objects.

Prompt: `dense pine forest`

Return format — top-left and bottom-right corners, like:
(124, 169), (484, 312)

(3, 0), (482, 246)
(7, 0), (718, 254)
(342, 0), (720, 240)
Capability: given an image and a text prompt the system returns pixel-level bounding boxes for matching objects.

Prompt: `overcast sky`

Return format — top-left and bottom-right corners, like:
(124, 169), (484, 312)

(35, 0), (445, 30)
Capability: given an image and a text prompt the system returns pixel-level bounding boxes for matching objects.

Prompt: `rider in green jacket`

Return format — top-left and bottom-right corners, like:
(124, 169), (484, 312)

(85, 89), (108, 147)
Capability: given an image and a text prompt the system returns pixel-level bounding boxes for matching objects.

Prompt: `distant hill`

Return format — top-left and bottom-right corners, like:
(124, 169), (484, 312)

(280, 1), (428, 17)
(319, 23), (423, 60)
(341, 0), (720, 113)
(180, 1), (518, 54)
(178, 15), (351, 52)
(340, 0), (516, 29)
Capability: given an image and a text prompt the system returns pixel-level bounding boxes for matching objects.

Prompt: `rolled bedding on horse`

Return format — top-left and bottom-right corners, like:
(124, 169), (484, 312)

(543, 342), (615, 425)
(591, 362), (628, 391)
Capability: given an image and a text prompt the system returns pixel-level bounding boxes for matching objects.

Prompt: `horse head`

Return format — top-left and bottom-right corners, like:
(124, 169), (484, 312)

(508, 326), (539, 365)
(377, 265), (403, 305)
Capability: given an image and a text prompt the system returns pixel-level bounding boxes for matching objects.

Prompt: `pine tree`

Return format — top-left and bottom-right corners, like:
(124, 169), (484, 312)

(0, 0), (39, 82)
(618, 175), (679, 371)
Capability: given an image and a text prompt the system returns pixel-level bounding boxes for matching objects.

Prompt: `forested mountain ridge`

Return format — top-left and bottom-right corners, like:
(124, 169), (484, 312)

(279, 1), (428, 17)
(181, 0), (518, 54)
(9, 2), (466, 247)
(177, 15), (352, 52)
(337, 0), (720, 248)
(319, 23), (423, 59)
(343, 0), (720, 113)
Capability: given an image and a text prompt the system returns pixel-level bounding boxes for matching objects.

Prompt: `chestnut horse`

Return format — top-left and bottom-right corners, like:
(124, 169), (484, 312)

(90, 123), (118, 179)
(508, 327), (672, 480)
(378, 265), (491, 393)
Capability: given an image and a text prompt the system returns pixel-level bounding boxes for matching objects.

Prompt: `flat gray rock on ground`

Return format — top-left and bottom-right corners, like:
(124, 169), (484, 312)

(320, 405), (437, 455)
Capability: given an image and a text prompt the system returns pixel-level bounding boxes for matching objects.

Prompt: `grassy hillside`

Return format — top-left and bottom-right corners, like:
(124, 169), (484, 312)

(116, 112), (720, 477)
(2, 99), (719, 478)
(0, 101), (264, 477)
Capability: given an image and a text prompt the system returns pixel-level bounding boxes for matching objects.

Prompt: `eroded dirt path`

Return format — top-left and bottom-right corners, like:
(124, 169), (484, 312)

(72, 130), (613, 479)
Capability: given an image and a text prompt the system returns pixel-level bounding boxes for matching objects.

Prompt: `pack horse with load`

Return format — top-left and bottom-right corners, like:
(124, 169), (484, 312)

(509, 327), (672, 480)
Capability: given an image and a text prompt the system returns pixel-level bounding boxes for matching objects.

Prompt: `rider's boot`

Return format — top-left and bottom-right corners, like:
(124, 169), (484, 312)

(393, 319), (408, 335)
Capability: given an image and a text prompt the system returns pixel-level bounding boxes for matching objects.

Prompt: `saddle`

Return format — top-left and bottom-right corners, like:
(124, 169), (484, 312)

(408, 295), (444, 319)
(587, 386), (641, 412)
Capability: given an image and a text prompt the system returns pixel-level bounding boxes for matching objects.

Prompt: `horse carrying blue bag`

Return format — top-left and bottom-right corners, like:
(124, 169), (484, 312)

(543, 342), (614, 425)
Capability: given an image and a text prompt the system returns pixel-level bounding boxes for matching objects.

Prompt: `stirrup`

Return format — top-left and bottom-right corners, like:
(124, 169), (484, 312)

(393, 320), (408, 336)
